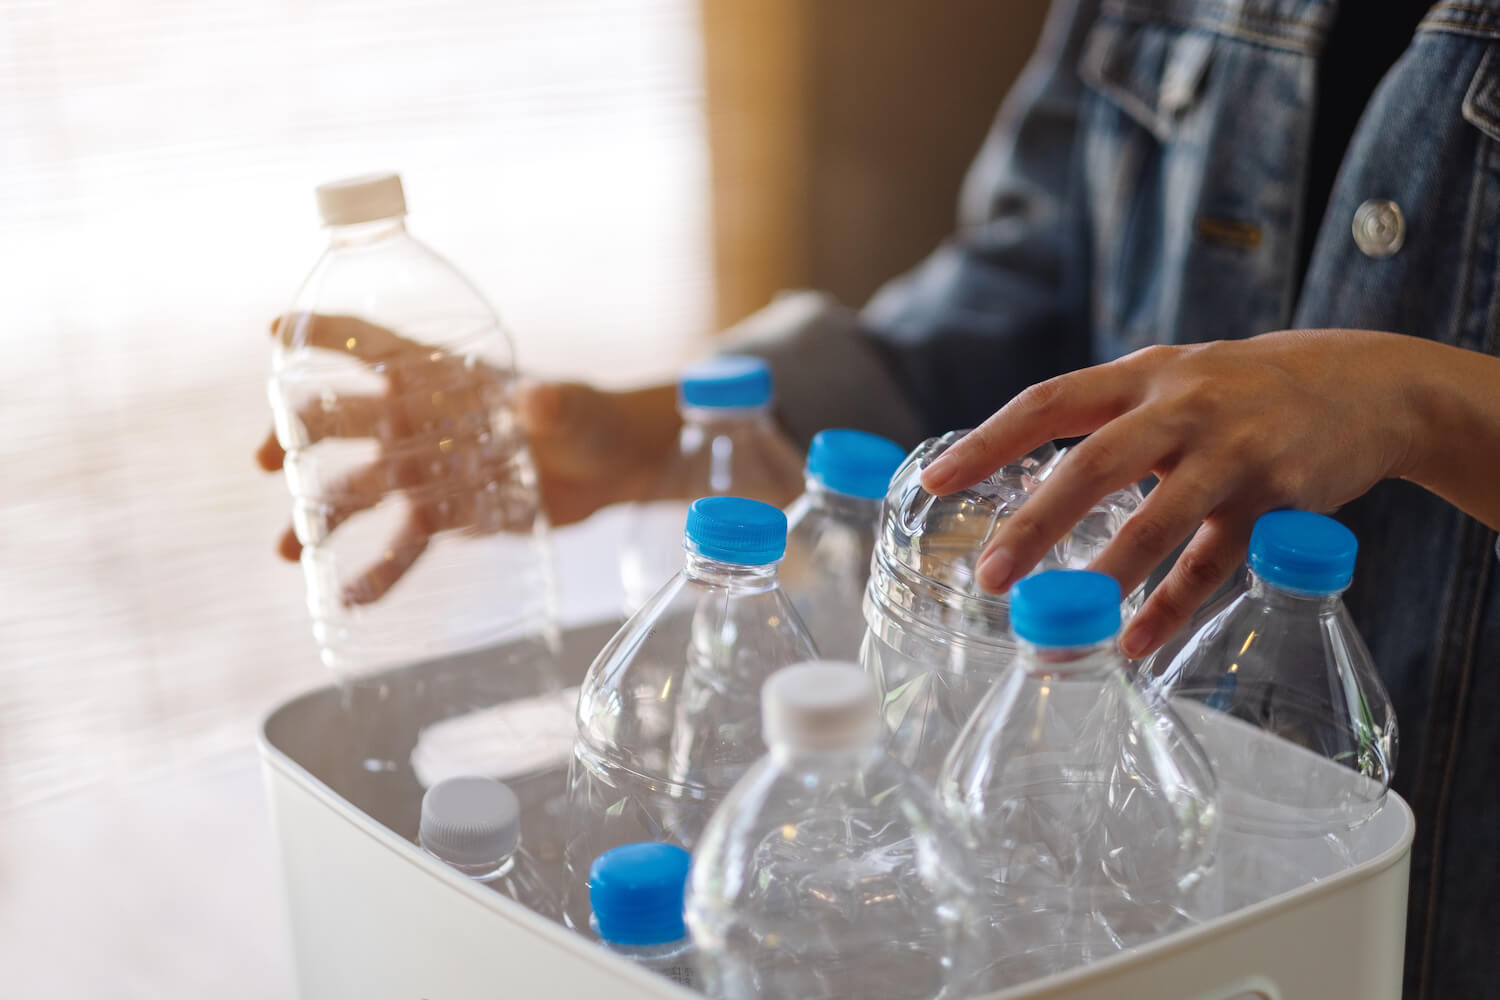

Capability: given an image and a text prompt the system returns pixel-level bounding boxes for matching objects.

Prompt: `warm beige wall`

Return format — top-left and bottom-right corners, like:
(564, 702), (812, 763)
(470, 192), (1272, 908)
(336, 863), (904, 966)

(702, 0), (1051, 328)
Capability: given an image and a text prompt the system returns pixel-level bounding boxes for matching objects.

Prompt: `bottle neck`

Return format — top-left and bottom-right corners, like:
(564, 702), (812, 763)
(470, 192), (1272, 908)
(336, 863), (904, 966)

(1247, 569), (1344, 613)
(1015, 636), (1121, 676)
(681, 548), (781, 592)
(326, 216), (408, 249)
(799, 477), (884, 520)
(426, 847), (515, 882)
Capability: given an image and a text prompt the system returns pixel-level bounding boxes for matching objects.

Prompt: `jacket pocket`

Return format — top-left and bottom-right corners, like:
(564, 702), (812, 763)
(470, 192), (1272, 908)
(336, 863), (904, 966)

(1077, 11), (1314, 354)
(1080, 17), (1214, 142)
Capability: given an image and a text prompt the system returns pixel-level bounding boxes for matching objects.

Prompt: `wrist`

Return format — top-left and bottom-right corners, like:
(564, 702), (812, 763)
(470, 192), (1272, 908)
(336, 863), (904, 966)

(1391, 336), (1485, 493)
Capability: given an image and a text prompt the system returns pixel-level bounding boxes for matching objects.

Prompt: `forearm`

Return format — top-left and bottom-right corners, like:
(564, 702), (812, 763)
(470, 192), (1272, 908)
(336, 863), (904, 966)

(1398, 335), (1500, 531)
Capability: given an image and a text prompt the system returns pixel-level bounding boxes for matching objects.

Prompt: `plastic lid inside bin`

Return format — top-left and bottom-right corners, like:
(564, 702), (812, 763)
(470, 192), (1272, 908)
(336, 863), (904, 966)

(678, 355), (773, 409)
(1249, 510), (1358, 595)
(418, 777), (520, 867)
(807, 429), (909, 500)
(684, 496), (787, 565)
(763, 662), (881, 752)
(1010, 570), (1122, 647)
(589, 842), (691, 946)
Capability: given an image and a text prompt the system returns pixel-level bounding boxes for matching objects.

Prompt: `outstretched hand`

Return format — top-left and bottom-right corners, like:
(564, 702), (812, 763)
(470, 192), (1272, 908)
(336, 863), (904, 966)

(919, 330), (1425, 657)
(257, 313), (680, 604)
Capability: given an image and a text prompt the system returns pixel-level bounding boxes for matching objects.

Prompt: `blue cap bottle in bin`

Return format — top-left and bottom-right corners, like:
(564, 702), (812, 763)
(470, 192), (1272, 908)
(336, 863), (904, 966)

(1142, 510), (1397, 903)
(781, 429), (909, 660)
(620, 355), (805, 613)
(567, 497), (817, 930)
(590, 843), (696, 986)
(941, 569), (1219, 988)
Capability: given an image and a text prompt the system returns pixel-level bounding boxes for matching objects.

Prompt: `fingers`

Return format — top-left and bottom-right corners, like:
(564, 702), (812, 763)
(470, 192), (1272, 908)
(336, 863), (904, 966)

(1120, 514), (1253, 659)
(276, 460), (395, 561)
(272, 313), (420, 362)
(1088, 461), (1233, 597)
(342, 509), (432, 606)
(278, 525), (302, 562)
(257, 428), (286, 471)
(974, 416), (1173, 593)
(920, 365), (1137, 496)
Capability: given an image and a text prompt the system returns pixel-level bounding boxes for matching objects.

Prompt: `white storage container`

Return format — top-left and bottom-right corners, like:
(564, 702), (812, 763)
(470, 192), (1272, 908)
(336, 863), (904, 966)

(259, 622), (1413, 1000)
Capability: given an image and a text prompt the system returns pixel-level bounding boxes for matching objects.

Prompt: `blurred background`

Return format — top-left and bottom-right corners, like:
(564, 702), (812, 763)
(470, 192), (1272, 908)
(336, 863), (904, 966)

(0, 0), (1044, 992)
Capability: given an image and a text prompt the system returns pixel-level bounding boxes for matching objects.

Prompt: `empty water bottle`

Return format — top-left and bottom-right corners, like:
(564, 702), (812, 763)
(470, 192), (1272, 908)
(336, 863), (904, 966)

(863, 432), (1142, 781)
(1140, 510), (1397, 905)
(268, 174), (559, 776)
(619, 356), (804, 612)
(590, 843), (697, 987)
(686, 662), (980, 999)
(418, 777), (562, 921)
(567, 497), (818, 929)
(940, 570), (1219, 989)
(780, 429), (908, 660)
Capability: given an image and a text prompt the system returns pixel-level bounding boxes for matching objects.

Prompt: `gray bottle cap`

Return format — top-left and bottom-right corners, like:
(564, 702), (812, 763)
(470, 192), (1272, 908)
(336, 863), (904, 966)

(418, 776), (521, 867)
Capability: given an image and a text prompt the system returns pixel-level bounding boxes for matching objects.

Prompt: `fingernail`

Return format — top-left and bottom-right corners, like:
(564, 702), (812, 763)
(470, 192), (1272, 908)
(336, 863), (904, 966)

(1121, 623), (1156, 660)
(977, 548), (1015, 592)
(920, 457), (955, 494)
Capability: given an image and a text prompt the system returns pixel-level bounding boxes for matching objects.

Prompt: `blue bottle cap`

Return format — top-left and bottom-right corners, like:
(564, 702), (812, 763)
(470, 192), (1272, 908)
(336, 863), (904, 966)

(1010, 570), (1122, 647)
(806, 429), (909, 500)
(1249, 510), (1358, 595)
(679, 355), (773, 409)
(684, 497), (787, 565)
(589, 842), (691, 947)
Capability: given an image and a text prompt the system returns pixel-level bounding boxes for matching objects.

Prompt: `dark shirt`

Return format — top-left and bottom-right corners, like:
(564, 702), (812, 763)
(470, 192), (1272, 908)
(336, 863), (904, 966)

(1300, 2), (1435, 279)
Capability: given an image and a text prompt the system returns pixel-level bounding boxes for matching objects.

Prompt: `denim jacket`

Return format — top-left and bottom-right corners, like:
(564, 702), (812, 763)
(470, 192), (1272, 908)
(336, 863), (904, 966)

(729, 1), (1500, 994)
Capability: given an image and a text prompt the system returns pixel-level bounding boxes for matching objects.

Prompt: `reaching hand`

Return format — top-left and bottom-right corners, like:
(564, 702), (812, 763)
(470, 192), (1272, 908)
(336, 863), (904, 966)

(919, 330), (1429, 657)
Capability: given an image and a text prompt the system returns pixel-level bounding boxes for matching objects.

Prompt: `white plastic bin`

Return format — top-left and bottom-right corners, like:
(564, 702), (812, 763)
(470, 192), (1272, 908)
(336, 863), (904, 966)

(259, 621), (1412, 1000)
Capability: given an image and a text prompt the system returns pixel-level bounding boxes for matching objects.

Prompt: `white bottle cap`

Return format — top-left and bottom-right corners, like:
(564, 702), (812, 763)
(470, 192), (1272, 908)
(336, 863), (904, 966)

(762, 661), (881, 753)
(418, 776), (520, 867)
(315, 172), (407, 227)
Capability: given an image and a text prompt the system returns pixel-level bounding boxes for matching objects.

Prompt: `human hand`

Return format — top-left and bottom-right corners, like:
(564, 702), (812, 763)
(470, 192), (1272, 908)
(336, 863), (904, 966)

(256, 313), (681, 603)
(918, 330), (1424, 657)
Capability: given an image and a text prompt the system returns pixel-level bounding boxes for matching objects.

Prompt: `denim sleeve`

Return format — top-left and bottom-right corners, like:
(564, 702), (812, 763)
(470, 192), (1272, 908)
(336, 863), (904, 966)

(725, 0), (1098, 448)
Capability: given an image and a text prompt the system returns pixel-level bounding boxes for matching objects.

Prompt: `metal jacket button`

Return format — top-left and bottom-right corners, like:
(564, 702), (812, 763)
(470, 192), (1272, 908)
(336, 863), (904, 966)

(1353, 199), (1405, 258)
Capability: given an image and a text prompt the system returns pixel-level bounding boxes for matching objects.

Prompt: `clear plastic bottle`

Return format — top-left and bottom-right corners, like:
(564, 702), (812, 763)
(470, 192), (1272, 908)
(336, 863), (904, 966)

(686, 662), (980, 999)
(1140, 510), (1397, 906)
(780, 429), (909, 660)
(418, 776), (563, 922)
(862, 432), (1143, 783)
(269, 174), (559, 776)
(566, 496), (818, 930)
(589, 842), (697, 987)
(619, 356), (805, 612)
(940, 570), (1219, 990)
